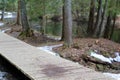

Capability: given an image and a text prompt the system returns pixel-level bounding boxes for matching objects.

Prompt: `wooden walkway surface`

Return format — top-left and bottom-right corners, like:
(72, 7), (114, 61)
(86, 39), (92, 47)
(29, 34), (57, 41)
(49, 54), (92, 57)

(0, 32), (115, 80)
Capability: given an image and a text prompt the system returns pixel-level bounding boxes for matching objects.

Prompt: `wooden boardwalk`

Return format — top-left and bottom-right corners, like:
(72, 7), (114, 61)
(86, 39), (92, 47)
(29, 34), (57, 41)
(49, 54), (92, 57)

(0, 32), (115, 80)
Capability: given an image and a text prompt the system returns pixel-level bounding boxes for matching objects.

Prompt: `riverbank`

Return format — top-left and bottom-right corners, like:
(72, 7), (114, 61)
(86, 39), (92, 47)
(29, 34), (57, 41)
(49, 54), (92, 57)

(3, 24), (61, 47)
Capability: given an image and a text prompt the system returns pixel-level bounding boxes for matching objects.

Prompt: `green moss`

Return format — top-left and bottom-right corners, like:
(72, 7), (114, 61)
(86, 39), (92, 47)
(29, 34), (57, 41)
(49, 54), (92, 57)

(101, 51), (110, 57)
(96, 64), (104, 71)
(18, 29), (34, 40)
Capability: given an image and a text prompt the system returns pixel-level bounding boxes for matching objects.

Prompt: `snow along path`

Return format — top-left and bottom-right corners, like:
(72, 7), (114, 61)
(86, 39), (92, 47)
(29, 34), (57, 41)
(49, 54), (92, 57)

(103, 73), (120, 80)
(0, 21), (11, 33)
(37, 44), (63, 56)
(0, 28), (11, 33)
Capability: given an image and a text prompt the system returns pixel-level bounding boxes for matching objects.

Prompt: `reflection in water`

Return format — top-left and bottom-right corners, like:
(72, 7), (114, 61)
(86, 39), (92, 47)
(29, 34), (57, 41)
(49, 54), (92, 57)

(0, 71), (18, 80)
(31, 20), (87, 38)
(0, 72), (7, 80)
(45, 21), (62, 36)
(30, 21), (63, 37)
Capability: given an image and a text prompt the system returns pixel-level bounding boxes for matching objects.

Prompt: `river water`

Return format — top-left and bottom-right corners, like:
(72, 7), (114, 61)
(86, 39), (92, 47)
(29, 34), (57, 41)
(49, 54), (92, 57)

(0, 63), (19, 80)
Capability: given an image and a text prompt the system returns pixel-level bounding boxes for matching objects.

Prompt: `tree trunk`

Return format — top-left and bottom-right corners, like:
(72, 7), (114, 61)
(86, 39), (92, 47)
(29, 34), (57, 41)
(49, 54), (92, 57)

(76, 23), (82, 38)
(87, 0), (95, 36)
(15, 0), (21, 25)
(61, 6), (65, 41)
(94, 0), (102, 37)
(1, 0), (5, 21)
(41, 16), (46, 35)
(41, 0), (46, 35)
(98, 0), (108, 37)
(104, 14), (112, 39)
(19, 0), (33, 38)
(109, 14), (116, 40)
(109, 0), (119, 40)
(64, 0), (73, 47)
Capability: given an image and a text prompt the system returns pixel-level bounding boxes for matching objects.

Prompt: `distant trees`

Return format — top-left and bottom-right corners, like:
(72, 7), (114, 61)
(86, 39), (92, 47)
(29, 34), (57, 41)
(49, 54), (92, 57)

(0, 0), (120, 44)
(86, 0), (120, 40)
(94, 0), (103, 37)
(61, 5), (65, 41)
(98, 0), (108, 37)
(11, 0), (120, 43)
(87, 0), (95, 36)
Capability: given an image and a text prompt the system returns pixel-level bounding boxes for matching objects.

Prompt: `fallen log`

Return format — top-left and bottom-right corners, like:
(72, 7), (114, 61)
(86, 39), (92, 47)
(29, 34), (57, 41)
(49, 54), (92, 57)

(81, 54), (120, 70)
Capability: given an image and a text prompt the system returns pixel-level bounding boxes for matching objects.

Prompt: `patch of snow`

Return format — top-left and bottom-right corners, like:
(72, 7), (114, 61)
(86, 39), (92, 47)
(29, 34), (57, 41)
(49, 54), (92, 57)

(103, 73), (120, 80)
(37, 46), (52, 51)
(0, 22), (4, 27)
(90, 51), (120, 63)
(113, 52), (120, 62)
(38, 44), (62, 51)
(37, 44), (62, 56)
(49, 44), (63, 50)
(1, 28), (11, 33)
(90, 51), (112, 63)
(109, 57), (114, 62)
(37, 47), (59, 56)
(47, 35), (61, 40)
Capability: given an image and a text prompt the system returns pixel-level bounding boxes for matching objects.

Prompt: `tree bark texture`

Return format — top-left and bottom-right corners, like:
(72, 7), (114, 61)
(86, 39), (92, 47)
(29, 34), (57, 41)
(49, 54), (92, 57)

(98, 0), (108, 37)
(19, 0), (33, 37)
(16, 0), (21, 25)
(61, 6), (65, 41)
(64, 0), (73, 47)
(87, 0), (95, 36)
(104, 14), (112, 38)
(94, 0), (102, 37)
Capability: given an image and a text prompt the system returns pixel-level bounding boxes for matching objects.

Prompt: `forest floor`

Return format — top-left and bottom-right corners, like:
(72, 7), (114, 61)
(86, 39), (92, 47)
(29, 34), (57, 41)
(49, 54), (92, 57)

(4, 24), (61, 47)
(3, 24), (120, 74)
(54, 38), (120, 73)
